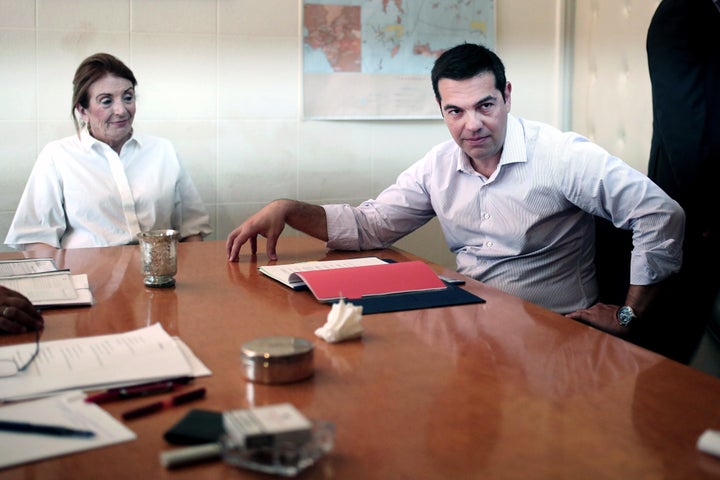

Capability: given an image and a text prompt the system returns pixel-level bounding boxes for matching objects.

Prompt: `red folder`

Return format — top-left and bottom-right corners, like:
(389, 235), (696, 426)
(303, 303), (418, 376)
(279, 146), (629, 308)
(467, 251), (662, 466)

(294, 260), (447, 303)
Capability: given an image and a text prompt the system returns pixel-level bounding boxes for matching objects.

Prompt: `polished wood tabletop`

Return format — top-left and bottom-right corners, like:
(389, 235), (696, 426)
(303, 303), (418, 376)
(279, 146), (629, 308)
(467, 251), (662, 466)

(1, 237), (719, 479)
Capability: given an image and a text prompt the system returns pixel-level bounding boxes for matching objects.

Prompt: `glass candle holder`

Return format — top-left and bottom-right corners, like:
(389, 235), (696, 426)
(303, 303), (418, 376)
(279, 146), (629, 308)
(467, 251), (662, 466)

(137, 229), (179, 288)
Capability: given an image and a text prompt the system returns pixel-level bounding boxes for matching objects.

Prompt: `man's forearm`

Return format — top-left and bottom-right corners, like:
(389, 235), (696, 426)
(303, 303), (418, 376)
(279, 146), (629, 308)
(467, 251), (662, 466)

(280, 200), (329, 241)
(625, 283), (664, 319)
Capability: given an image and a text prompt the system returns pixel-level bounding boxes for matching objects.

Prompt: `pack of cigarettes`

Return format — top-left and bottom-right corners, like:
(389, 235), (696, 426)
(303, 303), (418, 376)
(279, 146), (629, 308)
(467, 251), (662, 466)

(222, 403), (312, 450)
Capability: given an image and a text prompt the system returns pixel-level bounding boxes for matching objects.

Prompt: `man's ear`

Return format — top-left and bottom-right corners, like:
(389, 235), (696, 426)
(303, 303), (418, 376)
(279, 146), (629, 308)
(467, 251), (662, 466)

(504, 82), (512, 111)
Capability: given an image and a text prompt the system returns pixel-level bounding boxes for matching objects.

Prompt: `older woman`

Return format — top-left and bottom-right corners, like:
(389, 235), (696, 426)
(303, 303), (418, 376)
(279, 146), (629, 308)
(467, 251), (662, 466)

(5, 53), (211, 252)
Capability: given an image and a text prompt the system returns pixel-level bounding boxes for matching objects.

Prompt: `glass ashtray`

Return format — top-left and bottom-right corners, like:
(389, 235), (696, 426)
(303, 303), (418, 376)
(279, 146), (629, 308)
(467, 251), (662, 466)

(220, 420), (335, 477)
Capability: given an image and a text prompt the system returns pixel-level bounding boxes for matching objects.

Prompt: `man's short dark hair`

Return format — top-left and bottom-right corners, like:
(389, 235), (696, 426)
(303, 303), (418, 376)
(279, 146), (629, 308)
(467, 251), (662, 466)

(431, 43), (507, 103)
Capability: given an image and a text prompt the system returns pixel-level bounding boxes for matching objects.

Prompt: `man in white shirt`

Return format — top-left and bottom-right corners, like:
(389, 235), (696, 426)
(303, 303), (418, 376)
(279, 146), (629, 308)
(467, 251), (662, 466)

(226, 43), (684, 339)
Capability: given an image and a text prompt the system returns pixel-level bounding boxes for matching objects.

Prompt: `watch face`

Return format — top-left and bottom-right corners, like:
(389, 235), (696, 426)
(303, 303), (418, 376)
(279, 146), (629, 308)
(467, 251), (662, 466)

(617, 306), (636, 327)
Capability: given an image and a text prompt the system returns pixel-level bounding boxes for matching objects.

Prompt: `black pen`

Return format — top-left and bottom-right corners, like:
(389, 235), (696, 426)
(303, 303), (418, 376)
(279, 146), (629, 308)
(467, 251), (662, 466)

(0, 420), (95, 438)
(122, 387), (206, 420)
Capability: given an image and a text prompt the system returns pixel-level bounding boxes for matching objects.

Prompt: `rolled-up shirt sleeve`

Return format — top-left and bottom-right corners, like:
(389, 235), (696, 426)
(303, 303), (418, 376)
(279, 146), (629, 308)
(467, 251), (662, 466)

(323, 156), (436, 252)
(558, 134), (685, 286)
(323, 199), (434, 251)
(323, 204), (363, 251)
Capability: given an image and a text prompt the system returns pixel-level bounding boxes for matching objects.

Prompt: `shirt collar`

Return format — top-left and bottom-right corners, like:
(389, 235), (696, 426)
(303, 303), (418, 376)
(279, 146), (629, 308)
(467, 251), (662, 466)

(499, 114), (527, 167)
(79, 127), (140, 153)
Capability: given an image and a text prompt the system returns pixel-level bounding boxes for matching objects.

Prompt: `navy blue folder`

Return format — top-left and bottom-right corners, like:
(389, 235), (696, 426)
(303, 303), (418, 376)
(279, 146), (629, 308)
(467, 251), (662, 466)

(330, 283), (485, 315)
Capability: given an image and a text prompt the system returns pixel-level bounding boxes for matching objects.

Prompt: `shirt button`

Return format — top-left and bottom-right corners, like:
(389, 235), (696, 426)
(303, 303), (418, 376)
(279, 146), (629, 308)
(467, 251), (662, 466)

(483, 212), (490, 219)
(486, 241), (494, 247)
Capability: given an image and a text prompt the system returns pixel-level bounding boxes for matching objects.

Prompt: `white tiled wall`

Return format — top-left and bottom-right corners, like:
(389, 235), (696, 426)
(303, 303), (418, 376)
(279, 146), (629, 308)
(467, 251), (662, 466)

(572, 0), (660, 169)
(1, 0), (655, 269)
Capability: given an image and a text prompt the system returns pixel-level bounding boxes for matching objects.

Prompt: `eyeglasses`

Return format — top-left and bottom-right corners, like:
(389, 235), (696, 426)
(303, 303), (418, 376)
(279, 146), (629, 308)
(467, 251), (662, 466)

(0, 328), (40, 378)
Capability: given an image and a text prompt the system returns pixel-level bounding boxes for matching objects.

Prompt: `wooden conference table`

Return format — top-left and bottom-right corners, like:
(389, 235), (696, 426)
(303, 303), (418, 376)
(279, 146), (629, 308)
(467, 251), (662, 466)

(1, 237), (720, 479)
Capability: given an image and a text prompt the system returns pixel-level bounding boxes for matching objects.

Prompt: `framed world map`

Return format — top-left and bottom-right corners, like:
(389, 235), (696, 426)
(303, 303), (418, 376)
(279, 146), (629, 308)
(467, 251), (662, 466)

(302, 0), (496, 119)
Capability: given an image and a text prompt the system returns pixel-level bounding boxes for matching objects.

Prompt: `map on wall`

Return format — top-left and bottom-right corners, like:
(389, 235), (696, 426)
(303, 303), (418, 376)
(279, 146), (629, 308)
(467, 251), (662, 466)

(302, 0), (496, 119)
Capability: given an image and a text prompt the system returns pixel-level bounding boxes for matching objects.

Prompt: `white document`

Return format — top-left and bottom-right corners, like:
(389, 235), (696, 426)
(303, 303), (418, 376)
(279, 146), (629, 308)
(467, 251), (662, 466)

(0, 259), (94, 307)
(174, 337), (212, 379)
(68, 274), (94, 306)
(0, 272), (94, 307)
(0, 258), (59, 276)
(0, 324), (210, 402)
(259, 256), (388, 289)
(0, 390), (136, 469)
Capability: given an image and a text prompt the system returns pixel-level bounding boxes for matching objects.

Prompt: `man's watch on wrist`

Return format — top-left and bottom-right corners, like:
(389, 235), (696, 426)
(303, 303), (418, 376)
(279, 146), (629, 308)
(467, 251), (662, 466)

(616, 305), (637, 328)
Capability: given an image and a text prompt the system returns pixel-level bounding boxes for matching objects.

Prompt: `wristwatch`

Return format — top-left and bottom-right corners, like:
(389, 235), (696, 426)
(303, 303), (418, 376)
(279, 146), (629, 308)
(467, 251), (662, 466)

(616, 306), (637, 328)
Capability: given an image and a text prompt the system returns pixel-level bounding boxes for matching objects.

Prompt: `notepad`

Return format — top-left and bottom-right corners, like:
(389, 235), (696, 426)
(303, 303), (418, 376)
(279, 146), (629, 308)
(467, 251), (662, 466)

(258, 257), (389, 290)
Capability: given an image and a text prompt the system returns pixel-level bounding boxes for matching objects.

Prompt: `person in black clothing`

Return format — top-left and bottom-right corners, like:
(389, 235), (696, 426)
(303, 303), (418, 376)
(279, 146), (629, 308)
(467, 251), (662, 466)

(645, 0), (720, 363)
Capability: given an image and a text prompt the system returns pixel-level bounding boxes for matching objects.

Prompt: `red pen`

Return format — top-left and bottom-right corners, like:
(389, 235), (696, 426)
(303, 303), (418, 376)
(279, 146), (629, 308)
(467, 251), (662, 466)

(85, 376), (194, 404)
(121, 387), (206, 420)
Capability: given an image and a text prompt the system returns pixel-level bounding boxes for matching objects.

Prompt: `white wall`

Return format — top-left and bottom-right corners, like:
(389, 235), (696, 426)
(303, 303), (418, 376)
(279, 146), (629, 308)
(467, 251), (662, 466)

(572, 0), (660, 171)
(0, 0), (657, 269)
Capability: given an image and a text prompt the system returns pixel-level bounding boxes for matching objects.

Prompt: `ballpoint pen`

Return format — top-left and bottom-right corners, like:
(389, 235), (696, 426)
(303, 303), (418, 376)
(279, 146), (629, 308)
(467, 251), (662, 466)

(122, 387), (206, 420)
(0, 420), (95, 438)
(85, 376), (194, 404)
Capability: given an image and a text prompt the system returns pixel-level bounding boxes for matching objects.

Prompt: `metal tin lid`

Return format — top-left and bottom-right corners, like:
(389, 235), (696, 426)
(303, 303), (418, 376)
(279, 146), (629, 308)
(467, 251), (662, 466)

(241, 336), (314, 384)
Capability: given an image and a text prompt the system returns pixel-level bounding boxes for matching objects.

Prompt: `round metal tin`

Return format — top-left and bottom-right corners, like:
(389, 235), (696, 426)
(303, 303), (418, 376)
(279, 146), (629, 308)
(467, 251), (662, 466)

(241, 336), (314, 384)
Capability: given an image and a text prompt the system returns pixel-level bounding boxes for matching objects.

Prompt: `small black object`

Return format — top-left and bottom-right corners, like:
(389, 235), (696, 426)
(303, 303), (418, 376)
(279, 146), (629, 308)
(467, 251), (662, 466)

(163, 409), (224, 445)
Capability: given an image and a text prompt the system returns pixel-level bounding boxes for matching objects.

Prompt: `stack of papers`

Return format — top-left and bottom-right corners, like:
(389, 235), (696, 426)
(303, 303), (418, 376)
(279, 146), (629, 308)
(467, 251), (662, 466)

(0, 323), (211, 402)
(0, 258), (93, 307)
(0, 324), (211, 470)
